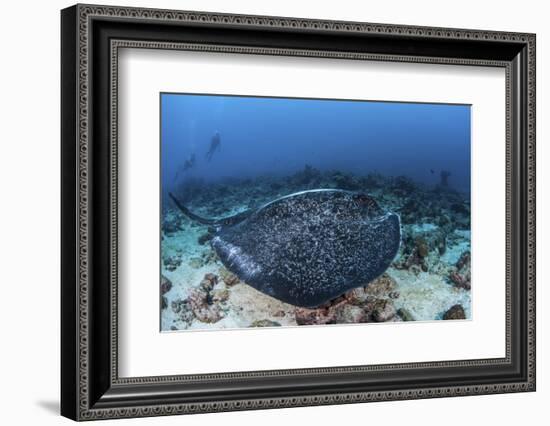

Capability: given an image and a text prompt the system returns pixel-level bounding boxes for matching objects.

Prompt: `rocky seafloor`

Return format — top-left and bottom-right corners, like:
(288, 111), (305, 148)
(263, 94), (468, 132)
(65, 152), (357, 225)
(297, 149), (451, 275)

(161, 166), (472, 331)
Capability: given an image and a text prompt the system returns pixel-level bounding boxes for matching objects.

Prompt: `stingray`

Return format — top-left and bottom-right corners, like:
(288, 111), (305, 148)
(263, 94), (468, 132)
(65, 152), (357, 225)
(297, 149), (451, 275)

(169, 189), (401, 308)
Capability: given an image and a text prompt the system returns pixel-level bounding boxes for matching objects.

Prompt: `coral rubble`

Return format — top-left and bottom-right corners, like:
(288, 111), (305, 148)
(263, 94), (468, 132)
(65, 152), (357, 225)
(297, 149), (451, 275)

(443, 304), (466, 320)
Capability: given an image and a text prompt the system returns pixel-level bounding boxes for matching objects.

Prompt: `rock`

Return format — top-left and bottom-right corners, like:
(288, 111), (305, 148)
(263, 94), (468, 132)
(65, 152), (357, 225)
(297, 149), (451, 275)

(163, 222), (180, 234)
(250, 319), (281, 327)
(449, 250), (471, 290)
(456, 250), (471, 270)
(372, 299), (396, 322)
(273, 310), (286, 317)
(199, 279), (214, 291)
(365, 273), (397, 297)
(211, 288), (229, 303)
(334, 304), (367, 323)
(295, 280), (399, 325)
(162, 212), (182, 235)
(219, 268), (240, 286)
(397, 225), (451, 274)
(395, 247), (427, 273)
(399, 198), (420, 224)
(163, 255), (182, 271)
(204, 273), (218, 285)
(183, 273), (226, 323)
(443, 304), (466, 320)
(179, 306), (194, 324)
(397, 308), (415, 321)
(199, 273), (218, 291)
(437, 214), (451, 227)
(295, 306), (336, 325)
(171, 300), (182, 314)
(171, 299), (194, 324)
(198, 232), (213, 245)
(161, 275), (172, 294)
(449, 271), (470, 290)
(415, 237), (429, 258)
(344, 287), (372, 305)
(187, 287), (224, 323)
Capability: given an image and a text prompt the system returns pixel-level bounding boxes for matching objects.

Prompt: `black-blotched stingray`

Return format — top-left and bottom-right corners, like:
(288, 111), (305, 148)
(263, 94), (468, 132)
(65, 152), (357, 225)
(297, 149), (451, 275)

(169, 189), (401, 308)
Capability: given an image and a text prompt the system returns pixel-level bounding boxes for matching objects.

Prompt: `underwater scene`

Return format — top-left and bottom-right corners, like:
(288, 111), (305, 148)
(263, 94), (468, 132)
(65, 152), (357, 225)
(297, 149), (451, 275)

(160, 93), (471, 331)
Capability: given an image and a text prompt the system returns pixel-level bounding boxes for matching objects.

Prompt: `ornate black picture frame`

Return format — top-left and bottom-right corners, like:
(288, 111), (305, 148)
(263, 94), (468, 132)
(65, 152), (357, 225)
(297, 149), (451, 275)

(61, 4), (536, 421)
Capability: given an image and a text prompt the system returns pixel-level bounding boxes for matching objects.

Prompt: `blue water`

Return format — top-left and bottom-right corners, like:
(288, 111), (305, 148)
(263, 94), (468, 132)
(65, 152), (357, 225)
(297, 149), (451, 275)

(161, 93), (470, 193)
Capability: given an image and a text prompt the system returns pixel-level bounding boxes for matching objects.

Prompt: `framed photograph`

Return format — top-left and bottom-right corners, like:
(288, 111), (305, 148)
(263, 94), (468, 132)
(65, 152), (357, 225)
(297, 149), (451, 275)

(61, 4), (536, 421)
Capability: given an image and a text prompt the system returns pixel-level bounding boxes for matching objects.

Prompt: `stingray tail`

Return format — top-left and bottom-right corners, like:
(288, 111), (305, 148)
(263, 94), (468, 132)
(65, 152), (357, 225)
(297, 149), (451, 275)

(168, 193), (217, 225)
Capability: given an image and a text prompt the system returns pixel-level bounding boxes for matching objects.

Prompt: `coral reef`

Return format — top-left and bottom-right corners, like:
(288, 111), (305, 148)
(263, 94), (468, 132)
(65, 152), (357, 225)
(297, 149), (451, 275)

(293, 274), (399, 326)
(449, 250), (471, 290)
(171, 299), (194, 325)
(161, 167), (471, 331)
(160, 275), (172, 311)
(443, 304), (466, 320)
(295, 305), (338, 325)
(372, 299), (397, 322)
(161, 275), (172, 295)
(211, 288), (230, 303)
(187, 286), (224, 323)
(363, 273), (397, 297)
(219, 267), (240, 286)
(168, 273), (230, 325)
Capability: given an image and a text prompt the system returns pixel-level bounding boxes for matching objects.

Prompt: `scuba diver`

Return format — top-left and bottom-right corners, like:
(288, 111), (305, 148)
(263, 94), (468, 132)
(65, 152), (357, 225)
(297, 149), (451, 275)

(173, 153), (196, 183)
(205, 131), (221, 162)
(183, 153), (196, 171)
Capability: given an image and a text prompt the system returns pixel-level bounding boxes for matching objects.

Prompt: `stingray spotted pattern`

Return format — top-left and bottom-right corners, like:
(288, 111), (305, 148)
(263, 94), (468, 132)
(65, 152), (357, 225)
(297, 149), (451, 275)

(169, 189), (401, 308)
